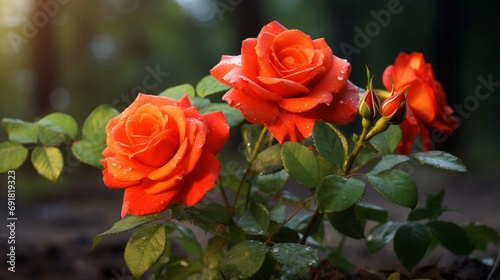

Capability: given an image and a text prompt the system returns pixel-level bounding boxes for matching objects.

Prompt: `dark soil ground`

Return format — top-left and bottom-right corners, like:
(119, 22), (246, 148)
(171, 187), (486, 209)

(0, 162), (499, 280)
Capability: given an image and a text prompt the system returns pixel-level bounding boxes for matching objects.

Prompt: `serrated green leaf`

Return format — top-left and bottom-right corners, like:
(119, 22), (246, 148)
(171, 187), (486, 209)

(71, 104), (119, 168)
(92, 214), (165, 249)
(463, 223), (500, 251)
(412, 151), (467, 173)
(367, 170), (418, 209)
(125, 223), (167, 280)
(281, 142), (319, 188)
(328, 206), (364, 239)
(31, 146), (63, 182)
(369, 125), (402, 153)
(251, 144), (283, 175)
(176, 203), (232, 234)
(236, 202), (270, 235)
(2, 118), (39, 144)
(427, 221), (473, 255)
(366, 221), (402, 252)
(196, 75), (230, 98)
(270, 243), (319, 269)
(199, 103), (244, 127)
(370, 154), (410, 174)
(355, 203), (388, 223)
(0, 141), (28, 172)
(218, 240), (268, 279)
(316, 175), (366, 213)
(313, 121), (348, 167)
(158, 83), (195, 99)
(255, 170), (288, 195)
(394, 223), (430, 271)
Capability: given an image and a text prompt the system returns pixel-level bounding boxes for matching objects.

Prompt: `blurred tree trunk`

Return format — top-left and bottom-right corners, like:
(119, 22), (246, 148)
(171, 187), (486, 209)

(33, 0), (57, 116)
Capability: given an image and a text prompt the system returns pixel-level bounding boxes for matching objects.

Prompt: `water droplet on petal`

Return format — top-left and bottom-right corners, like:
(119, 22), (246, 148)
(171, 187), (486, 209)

(339, 100), (345, 104)
(111, 162), (117, 167)
(337, 76), (344, 81)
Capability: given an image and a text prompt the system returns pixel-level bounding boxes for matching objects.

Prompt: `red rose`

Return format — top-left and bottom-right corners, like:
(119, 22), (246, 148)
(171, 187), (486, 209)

(210, 21), (359, 143)
(101, 93), (229, 217)
(382, 52), (458, 154)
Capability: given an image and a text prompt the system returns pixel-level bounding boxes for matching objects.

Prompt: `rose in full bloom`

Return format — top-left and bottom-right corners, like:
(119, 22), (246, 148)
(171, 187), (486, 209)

(101, 93), (229, 217)
(382, 52), (458, 154)
(210, 20), (359, 143)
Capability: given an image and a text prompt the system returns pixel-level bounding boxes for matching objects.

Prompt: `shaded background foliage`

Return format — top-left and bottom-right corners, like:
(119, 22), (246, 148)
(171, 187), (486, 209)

(0, 0), (499, 278)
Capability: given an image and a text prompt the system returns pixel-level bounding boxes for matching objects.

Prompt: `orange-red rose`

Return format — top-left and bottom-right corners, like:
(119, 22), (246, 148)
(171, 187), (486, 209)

(210, 21), (359, 143)
(101, 93), (229, 217)
(382, 52), (458, 154)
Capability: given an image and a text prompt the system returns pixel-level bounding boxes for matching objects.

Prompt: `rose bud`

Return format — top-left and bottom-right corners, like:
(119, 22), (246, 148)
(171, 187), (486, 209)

(380, 86), (409, 125)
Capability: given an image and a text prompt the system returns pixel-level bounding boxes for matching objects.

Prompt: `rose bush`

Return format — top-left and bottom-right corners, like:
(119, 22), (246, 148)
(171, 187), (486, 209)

(211, 20), (359, 143)
(101, 93), (229, 217)
(382, 52), (458, 154)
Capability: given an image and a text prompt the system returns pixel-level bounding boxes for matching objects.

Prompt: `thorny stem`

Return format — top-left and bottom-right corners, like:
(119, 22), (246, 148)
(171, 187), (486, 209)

(343, 118), (371, 176)
(231, 126), (268, 215)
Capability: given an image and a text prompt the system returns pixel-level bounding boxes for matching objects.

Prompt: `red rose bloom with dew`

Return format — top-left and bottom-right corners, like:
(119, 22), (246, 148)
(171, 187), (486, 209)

(101, 93), (229, 217)
(210, 21), (359, 143)
(382, 52), (459, 154)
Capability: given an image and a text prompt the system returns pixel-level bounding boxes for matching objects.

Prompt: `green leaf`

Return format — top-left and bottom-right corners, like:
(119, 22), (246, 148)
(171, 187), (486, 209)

(394, 223), (430, 271)
(236, 202), (270, 235)
(37, 112), (78, 146)
(196, 75), (230, 98)
(2, 118), (39, 144)
(199, 103), (244, 127)
(313, 121), (348, 168)
(71, 104), (119, 168)
(255, 170), (288, 195)
(31, 146), (63, 182)
(92, 214), (164, 249)
(327, 249), (354, 272)
(251, 144), (283, 175)
(270, 243), (319, 269)
(0, 141), (28, 172)
(369, 125), (402, 153)
(176, 203), (232, 235)
(426, 221), (473, 255)
(367, 170), (418, 209)
(366, 221), (402, 252)
(463, 223), (500, 251)
(175, 225), (203, 256)
(281, 142), (319, 188)
(355, 203), (388, 223)
(218, 240), (268, 279)
(370, 154), (410, 174)
(269, 204), (286, 223)
(158, 83), (195, 99)
(328, 206), (364, 239)
(316, 175), (366, 213)
(124, 223), (167, 280)
(412, 151), (467, 173)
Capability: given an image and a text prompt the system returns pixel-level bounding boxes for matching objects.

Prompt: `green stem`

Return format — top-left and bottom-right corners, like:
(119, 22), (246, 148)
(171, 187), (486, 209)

(343, 118), (370, 176)
(231, 126), (268, 214)
(217, 181), (231, 212)
(299, 208), (320, 245)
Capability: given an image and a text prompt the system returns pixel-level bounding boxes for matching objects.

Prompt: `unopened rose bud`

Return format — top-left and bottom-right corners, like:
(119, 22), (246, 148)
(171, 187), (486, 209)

(380, 86), (410, 125)
(358, 88), (380, 119)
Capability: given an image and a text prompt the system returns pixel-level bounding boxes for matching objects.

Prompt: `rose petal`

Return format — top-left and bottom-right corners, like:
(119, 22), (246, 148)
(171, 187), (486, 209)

(101, 159), (141, 189)
(174, 150), (220, 206)
(222, 88), (279, 123)
(259, 20), (288, 36)
(407, 81), (437, 123)
(147, 138), (188, 180)
(308, 54), (351, 96)
(210, 55), (242, 85)
(202, 111), (230, 154)
(278, 89), (333, 113)
(121, 185), (177, 217)
(317, 80), (359, 125)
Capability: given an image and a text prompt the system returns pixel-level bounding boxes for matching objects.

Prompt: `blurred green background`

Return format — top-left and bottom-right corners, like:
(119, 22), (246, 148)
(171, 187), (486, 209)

(0, 0), (499, 278)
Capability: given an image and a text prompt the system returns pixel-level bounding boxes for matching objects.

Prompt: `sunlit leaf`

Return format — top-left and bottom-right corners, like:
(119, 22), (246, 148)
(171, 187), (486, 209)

(196, 75), (230, 98)
(2, 118), (39, 144)
(0, 141), (28, 172)
(31, 146), (63, 183)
